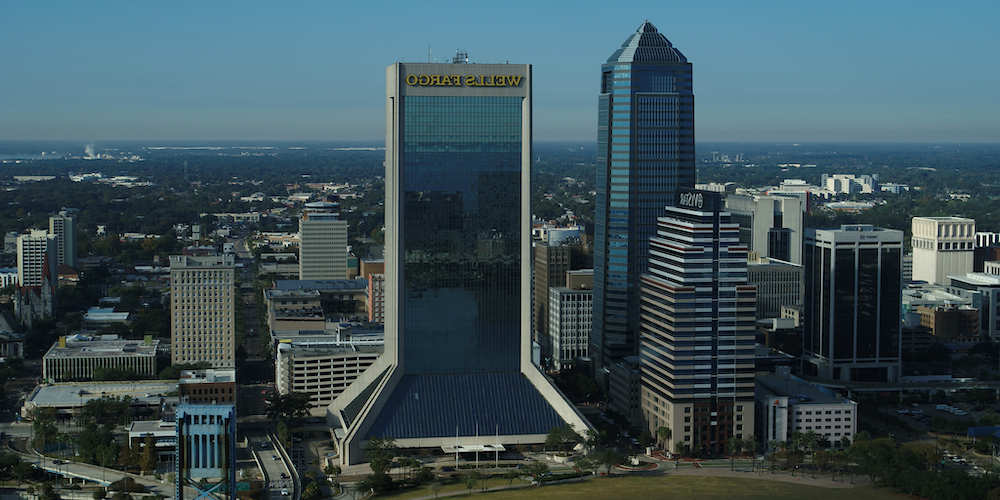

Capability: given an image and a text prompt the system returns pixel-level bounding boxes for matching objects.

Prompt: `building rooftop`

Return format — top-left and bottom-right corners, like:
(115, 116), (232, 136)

(27, 381), (178, 408)
(756, 372), (849, 406)
(607, 21), (686, 64)
(44, 338), (159, 360)
(179, 369), (236, 385)
(275, 279), (367, 291)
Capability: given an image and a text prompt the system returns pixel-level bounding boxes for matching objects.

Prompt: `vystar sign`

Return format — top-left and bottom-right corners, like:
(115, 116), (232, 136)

(678, 191), (704, 209)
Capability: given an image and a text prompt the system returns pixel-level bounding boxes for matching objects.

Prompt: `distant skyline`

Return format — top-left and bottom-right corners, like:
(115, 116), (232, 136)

(2, 1), (998, 143)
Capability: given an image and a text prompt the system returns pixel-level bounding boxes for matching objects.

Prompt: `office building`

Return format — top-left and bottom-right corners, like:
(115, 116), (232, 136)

(746, 254), (803, 320)
(946, 273), (1000, 341)
(533, 236), (591, 348)
(299, 199), (349, 280)
(639, 189), (757, 456)
(803, 224), (903, 382)
(367, 273), (385, 324)
(42, 336), (160, 382)
(328, 60), (589, 465)
(170, 255), (236, 368)
(179, 369), (237, 406)
(912, 217), (975, 286)
(593, 21), (696, 374)
(175, 404), (236, 500)
(820, 174), (879, 194)
(49, 210), (77, 268)
(755, 368), (858, 449)
(724, 194), (803, 264)
(17, 229), (56, 287)
(547, 285), (593, 371)
(14, 230), (57, 325)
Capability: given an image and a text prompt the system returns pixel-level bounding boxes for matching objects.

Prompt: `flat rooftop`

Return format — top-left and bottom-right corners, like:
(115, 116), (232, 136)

(44, 339), (160, 359)
(756, 372), (847, 406)
(28, 381), (178, 408)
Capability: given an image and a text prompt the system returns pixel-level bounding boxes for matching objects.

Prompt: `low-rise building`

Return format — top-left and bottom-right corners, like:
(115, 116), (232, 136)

(82, 307), (133, 330)
(755, 368), (858, 449)
(42, 336), (160, 382)
(179, 369), (237, 405)
(275, 340), (382, 411)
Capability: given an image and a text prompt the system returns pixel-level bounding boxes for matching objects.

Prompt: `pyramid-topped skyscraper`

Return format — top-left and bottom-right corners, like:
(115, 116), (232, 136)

(327, 59), (590, 465)
(593, 21), (696, 380)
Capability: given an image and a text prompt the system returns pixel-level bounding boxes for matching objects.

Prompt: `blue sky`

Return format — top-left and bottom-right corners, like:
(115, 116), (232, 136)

(1, 1), (997, 143)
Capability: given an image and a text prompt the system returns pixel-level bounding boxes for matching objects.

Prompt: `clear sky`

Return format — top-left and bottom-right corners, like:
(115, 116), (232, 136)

(2, 1), (997, 143)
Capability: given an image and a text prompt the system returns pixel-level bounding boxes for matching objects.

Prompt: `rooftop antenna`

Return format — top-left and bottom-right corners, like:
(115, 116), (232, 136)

(428, 46), (431, 63)
(453, 48), (468, 64)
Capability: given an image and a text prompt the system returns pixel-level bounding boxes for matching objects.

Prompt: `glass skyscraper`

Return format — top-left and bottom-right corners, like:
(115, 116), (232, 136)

(593, 21), (696, 373)
(330, 61), (589, 465)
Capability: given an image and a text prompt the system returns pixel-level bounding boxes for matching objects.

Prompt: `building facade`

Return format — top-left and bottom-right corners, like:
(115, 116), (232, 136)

(592, 21), (696, 373)
(746, 255), (803, 320)
(803, 225), (903, 382)
(42, 337), (159, 382)
(170, 255), (236, 368)
(724, 194), (803, 265)
(912, 217), (975, 286)
(755, 369), (858, 450)
(328, 60), (589, 465)
(49, 211), (77, 268)
(17, 229), (55, 287)
(276, 341), (382, 410)
(298, 199), (349, 280)
(175, 404), (236, 500)
(547, 286), (593, 371)
(639, 189), (757, 456)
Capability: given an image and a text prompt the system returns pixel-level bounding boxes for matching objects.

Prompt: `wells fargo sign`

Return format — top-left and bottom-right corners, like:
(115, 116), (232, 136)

(405, 74), (523, 87)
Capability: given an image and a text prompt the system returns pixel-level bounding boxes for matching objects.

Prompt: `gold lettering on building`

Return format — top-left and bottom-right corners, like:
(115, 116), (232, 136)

(406, 74), (523, 87)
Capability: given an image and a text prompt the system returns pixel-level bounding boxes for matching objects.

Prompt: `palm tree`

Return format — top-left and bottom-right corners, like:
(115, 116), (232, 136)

(768, 440), (780, 474)
(728, 436), (743, 471)
(790, 431), (805, 476)
(803, 430), (819, 478)
(744, 436), (759, 472)
(657, 426), (672, 452)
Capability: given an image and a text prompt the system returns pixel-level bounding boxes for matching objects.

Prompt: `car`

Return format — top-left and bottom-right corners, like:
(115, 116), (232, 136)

(280, 472), (287, 479)
(260, 442), (269, 448)
(281, 490), (289, 496)
(52, 459), (63, 465)
(896, 408), (909, 414)
(271, 455), (279, 461)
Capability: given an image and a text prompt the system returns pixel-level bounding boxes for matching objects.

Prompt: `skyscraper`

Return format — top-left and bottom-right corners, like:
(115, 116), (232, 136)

(593, 21), (695, 374)
(328, 60), (589, 465)
(48, 210), (76, 268)
(803, 224), (903, 382)
(170, 255), (236, 369)
(299, 199), (349, 280)
(639, 189), (756, 455)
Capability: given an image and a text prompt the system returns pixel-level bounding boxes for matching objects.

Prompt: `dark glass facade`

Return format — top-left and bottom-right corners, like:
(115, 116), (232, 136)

(362, 63), (566, 441)
(803, 225), (903, 382)
(400, 95), (523, 375)
(593, 22), (695, 369)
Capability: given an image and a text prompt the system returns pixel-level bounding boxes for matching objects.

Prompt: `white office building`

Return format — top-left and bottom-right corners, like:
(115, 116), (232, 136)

(912, 217), (975, 286)
(298, 200), (348, 280)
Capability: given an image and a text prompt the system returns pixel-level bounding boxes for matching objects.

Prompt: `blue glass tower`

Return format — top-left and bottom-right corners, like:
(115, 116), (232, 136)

(330, 61), (589, 465)
(593, 21), (696, 372)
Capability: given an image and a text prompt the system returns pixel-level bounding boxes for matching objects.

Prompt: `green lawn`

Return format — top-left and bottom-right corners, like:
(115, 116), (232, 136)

(373, 475), (902, 500)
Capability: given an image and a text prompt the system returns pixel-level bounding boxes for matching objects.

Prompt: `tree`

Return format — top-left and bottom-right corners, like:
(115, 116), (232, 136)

(140, 435), (157, 474)
(527, 460), (550, 479)
(768, 440), (780, 473)
(544, 423), (583, 452)
(463, 471), (479, 494)
(429, 481), (442, 499)
(363, 436), (397, 475)
(502, 468), (521, 489)
(93, 489), (107, 500)
(656, 426), (672, 451)
(728, 436), (743, 471)
(592, 449), (625, 475)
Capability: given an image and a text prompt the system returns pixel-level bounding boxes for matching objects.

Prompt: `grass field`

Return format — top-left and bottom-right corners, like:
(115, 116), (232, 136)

(372, 475), (902, 499)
